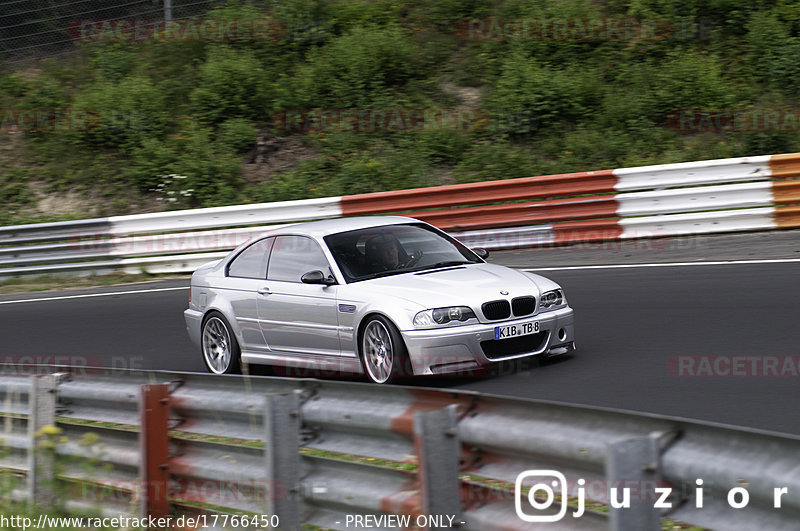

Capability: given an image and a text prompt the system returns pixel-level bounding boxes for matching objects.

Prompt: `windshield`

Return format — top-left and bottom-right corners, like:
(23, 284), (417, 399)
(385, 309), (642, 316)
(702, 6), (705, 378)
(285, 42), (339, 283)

(324, 223), (482, 283)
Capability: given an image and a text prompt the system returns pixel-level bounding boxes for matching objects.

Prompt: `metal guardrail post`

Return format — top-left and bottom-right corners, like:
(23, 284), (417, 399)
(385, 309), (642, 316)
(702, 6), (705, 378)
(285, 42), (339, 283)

(606, 432), (673, 531)
(27, 374), (58, 506)
(265, 392), (302, 530)
(164, 0), (172, 22)
(414, 405), (463, 530)
(139, 384), (171, 519)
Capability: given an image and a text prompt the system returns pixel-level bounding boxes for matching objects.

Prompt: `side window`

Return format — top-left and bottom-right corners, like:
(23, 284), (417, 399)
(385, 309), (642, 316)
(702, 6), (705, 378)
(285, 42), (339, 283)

(268, 236), (330, 283)
(227, 237), (273, 279)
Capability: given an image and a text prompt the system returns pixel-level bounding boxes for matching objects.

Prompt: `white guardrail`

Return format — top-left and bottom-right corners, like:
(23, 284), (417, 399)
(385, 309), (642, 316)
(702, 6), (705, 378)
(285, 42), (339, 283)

(2, 368), (800, 530)
(0, 197), (344, 277)
(0, 153), (798, 277)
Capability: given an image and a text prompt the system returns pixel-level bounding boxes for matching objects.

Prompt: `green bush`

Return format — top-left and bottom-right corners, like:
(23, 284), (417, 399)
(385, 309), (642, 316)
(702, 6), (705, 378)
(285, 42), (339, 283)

(600, 53), (735, 131)
(402, 130), (474, 165)
(651, 52), (736, 111)
(219, 118), (256, 153)
(0, 169), (34, 205)
(86, 43), (138, 82)
(190, 46), (272, 124)
(126, 138), (179, 191)
(416, 0), (492, 28)
(487, 53), (602, 133)
(70, 76), (167, 152)
(280, 25), (423, 108)
(746, 12), (800, 98)
(247, 130), (441, 202)
(483, 0), (606, 65)
(329, 0), (403, 31)
(454, 140), (537, 182)
(743, 131), (800, 155)
(274, 0), (336, 54)
(0, 72), (27, 100)
(127, 120), (241, 205)
(20, 78), (69, 110)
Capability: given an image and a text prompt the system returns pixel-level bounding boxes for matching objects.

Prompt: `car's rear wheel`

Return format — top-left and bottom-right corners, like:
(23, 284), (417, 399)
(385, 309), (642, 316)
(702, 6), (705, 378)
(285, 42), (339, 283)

(201, 312), (241, 374)
(360, 316), (410, 384)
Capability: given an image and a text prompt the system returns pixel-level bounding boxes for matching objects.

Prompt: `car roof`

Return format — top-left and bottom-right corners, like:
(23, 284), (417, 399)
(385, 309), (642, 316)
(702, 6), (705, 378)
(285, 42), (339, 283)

(262, 216), (423, 239)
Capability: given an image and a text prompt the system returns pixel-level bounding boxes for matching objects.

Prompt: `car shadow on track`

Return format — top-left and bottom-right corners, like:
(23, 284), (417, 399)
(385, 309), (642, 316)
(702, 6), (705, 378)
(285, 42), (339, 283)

(239, 353), (574, 387)
(243, 363), (366, 383)
(405, 353), (576, 389)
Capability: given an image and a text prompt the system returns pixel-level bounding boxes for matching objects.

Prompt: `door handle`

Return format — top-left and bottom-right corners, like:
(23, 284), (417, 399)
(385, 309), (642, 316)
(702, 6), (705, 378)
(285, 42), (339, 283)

(257, 286), (271, 295)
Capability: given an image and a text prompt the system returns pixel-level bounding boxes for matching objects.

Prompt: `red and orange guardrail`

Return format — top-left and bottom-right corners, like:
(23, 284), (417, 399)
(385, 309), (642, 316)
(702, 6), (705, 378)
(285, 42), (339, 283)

(341, 153), (800, 245)
(2, 152), (799, 277)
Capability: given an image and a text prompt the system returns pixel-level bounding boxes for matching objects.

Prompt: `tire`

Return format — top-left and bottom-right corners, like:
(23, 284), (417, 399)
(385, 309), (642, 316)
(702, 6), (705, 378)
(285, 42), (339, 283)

(360, 315), (412, 384)
(201, 311), (241, 375)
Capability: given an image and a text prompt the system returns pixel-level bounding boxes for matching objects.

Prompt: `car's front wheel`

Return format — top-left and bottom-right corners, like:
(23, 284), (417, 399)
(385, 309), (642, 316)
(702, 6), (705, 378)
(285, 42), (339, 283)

(201, 311), (241, 374)
(360, 316), (411, 384)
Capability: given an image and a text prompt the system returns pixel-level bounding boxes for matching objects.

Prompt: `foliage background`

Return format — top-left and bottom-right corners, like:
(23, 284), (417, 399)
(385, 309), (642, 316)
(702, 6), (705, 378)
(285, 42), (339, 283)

(2, 0), (800, 224)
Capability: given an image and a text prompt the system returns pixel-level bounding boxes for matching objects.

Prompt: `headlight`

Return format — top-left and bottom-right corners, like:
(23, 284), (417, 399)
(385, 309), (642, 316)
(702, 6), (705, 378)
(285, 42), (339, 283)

(414, 306), (476, 327)
(539, 289), (565, 310)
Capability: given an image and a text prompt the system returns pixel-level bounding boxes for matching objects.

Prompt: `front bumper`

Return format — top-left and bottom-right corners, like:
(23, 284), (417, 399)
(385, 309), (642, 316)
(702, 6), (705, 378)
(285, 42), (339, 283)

(401, 306), (574, 376)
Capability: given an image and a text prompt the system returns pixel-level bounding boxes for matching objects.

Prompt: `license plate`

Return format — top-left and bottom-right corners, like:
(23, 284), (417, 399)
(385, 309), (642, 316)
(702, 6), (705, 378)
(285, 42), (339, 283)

(494, 320), (540, 340)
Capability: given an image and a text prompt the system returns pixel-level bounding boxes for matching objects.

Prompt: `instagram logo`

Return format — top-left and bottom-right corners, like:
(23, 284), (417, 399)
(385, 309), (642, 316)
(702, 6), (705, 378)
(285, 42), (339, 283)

(515, 470), (569, 522)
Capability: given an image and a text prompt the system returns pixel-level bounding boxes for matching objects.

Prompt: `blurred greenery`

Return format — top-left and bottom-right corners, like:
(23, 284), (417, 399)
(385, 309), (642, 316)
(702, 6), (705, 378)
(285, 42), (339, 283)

(1, 0), (800, 222)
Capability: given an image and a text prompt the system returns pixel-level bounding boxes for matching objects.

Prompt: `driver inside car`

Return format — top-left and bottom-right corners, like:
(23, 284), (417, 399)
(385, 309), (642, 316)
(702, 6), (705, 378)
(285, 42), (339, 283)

(365, 234), (420, 272)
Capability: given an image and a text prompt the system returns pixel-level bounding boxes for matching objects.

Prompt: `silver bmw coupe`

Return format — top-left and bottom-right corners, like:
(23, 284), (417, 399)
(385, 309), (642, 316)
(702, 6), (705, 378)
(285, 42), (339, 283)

(184, 216), (575, 383)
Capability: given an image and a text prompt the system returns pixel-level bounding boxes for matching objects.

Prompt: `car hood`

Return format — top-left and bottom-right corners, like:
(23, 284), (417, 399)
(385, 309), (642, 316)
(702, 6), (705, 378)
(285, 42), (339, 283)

(345, 263), (557, 309)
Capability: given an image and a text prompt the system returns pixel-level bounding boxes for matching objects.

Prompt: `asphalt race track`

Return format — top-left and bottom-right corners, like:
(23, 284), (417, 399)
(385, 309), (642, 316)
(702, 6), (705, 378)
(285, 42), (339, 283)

(1, 230), (798, 435)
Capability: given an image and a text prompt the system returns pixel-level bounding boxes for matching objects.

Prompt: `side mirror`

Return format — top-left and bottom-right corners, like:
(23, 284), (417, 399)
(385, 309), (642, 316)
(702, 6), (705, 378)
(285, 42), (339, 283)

(473, 247), (489, 260)
(301, 270), (336, 285)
